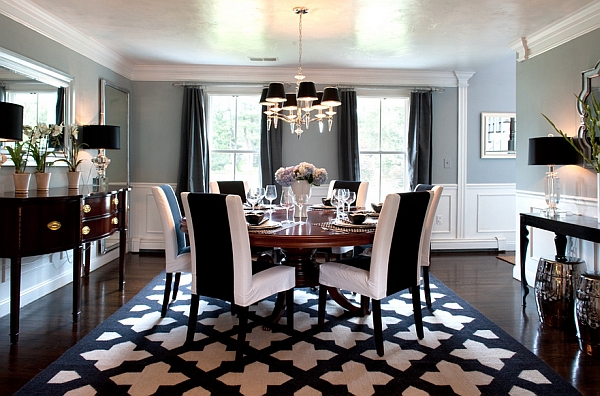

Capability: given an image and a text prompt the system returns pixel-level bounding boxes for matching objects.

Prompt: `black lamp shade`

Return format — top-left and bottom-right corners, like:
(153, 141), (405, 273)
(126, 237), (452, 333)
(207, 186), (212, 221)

(266, 83), (286, 103)
(259, 87), (273, 106)
(321, 87), (342, 107)
(282, 93), (298, 110)
(81, 125), (121, 149)
(297, 81), (318, 101)
(0, 102), (24, 141)
(528, 137), (579, 165)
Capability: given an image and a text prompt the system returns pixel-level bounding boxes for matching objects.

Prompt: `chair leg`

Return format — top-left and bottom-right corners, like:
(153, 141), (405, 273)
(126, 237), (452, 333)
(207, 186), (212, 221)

(318, 284), (328, 327)
(172, 272), (182, 301)
(161, 272), (173, 317)
(372, 299), (384, 356)
(423, 266), (432, 309)
(236, 306), (249, 362)
(411, 286), (424, 339)
(186, 294), (199, 345)
(286, 288), (294, 330)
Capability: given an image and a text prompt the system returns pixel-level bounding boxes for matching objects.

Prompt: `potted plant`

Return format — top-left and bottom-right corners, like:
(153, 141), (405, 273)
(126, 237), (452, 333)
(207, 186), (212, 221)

(25, 123), (62, 190)
(52, 125), (85, 188)
(4, 140), (31, 192)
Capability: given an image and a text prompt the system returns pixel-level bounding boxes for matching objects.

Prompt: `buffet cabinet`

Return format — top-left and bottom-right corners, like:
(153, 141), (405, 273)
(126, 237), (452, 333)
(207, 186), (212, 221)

(0, 187), (129, 344)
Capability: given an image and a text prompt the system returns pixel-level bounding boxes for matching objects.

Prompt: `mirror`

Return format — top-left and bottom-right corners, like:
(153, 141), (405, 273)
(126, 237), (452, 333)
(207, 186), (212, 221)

(576, 58), (600, 159)
(480, 112), (516, 158)
(98, 79), (130, 254)
(0, 46), (73, 160)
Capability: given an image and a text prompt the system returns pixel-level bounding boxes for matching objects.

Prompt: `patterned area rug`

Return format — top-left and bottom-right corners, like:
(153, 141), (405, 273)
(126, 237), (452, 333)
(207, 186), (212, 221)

(16, 272), (580, 395)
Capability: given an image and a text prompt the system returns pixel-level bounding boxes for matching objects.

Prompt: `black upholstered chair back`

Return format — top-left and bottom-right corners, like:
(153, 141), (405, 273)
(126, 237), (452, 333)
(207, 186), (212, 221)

(414, 183), (434, 192)
(185, 192), (235, 302)
(332, 180), (362, 195)
(216, 181), (247, 203)
(385, 191), (431, 295)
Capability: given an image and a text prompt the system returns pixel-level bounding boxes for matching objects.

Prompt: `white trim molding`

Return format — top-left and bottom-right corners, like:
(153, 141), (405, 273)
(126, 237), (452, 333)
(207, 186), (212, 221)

(510, 2), (600, 62)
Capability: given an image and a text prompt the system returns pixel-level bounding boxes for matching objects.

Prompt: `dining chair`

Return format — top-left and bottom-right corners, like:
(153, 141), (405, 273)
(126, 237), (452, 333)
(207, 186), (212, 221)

(151, 185), (192, 317)
(414, 184), (443, 309)
(209, 180), (249, 203)
(323, 180), (369, 260)
(181, 192), (295, 361)
(318, 190), (433, 356)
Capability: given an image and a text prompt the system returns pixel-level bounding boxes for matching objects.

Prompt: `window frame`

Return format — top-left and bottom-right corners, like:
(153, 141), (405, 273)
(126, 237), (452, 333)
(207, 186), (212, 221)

(206, 86), (263, 186)
(356, 89), (411, 203)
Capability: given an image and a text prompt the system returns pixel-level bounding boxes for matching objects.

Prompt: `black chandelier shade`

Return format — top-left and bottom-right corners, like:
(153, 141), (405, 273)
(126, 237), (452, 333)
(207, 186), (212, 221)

(528, 136), (579, 166)
(296, 81), (318, 101)
(0, 102), (24, 141)
(321, 87), (342, 107)
(80, 125), (121, 150)
(266, 83), (286, 103)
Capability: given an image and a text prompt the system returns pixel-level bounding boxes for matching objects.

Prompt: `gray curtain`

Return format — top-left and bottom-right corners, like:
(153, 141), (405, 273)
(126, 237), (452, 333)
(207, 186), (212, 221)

(260, 101), (284, 200)
(55, 87), (65, 124)
(407, 91), (433, 191)
(176, 86), (209, 202)
(0, 85), (5, 102)
(338, 89), (360, 180)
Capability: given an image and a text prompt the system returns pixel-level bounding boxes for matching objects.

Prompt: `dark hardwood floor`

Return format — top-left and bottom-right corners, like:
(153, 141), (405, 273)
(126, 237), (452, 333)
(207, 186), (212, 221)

(1, 251), (598, 395)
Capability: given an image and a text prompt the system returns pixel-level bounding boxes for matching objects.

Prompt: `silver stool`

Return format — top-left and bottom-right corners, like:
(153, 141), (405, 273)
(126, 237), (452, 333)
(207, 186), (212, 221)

(534, 256), (586, 329)
(575, 272), (600, 357)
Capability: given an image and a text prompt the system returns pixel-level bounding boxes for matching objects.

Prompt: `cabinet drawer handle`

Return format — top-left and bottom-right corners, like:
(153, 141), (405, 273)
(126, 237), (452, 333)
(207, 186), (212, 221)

(83, 204), (92, 213)
(112, 217), (119, 225)
(47, 221), (61, 231)
(112, 197), (119, 205)
(82, 226), (90, 235)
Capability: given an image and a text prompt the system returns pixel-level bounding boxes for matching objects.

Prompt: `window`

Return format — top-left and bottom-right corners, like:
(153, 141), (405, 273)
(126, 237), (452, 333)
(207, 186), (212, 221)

(7, 91), (57, 127)
(208, 94), (262, 187)
(357, 96), (410, 204)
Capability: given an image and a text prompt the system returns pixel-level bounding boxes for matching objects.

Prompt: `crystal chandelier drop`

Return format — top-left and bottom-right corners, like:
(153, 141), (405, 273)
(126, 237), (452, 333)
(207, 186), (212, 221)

(261, 7), (341, 138)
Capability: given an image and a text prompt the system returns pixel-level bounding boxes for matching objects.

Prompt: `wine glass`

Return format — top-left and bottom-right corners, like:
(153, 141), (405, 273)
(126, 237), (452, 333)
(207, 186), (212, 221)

(332, 188), (343, 221)
(292, 193), (309, 223)
(246, 187), (265, 211)
(280, 189), (294, 224)
(339, 188), (350, 219)
(265, 185), (277, 213)
(346, 191), (356, 213)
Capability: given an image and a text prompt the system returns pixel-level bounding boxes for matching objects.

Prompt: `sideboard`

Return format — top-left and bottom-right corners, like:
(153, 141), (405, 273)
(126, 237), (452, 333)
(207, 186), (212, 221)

(0, 187), (129, 344)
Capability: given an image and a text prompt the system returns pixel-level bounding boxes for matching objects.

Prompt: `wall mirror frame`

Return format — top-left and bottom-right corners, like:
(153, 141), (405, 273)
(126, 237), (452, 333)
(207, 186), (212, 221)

(480, 112), (516, 159)
(576, 58), (600, 162)
(98, 78), (130, 254)
(0, 46), (74, 160)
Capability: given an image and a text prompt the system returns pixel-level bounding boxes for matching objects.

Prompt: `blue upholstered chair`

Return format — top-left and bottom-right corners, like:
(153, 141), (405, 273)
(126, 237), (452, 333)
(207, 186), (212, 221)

(318, 190), (433, 356)
(181, 192), (295, 361)
(151, 185), (192, 317)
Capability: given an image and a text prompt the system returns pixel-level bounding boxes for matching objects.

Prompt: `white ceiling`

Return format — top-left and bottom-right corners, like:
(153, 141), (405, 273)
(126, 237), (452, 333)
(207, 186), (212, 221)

(2, 0), (600, 81)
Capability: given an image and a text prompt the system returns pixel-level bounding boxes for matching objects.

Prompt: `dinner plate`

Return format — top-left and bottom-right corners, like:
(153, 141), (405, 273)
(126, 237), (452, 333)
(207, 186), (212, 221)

(310, 204), (337, 210)
(248, 220), (281, 229)
(332, 218), (378, 229)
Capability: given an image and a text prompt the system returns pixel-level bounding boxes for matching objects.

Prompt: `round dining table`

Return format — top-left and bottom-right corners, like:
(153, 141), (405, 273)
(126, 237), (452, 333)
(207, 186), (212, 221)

(249, 205), (376, 322)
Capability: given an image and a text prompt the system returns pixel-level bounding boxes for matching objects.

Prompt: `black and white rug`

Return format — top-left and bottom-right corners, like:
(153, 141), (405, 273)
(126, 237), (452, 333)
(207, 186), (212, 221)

(16, 272), (581, 395)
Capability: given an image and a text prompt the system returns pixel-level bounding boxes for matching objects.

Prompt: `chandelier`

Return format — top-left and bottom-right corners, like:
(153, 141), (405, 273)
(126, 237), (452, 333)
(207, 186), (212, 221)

(261, 7), (341, 138)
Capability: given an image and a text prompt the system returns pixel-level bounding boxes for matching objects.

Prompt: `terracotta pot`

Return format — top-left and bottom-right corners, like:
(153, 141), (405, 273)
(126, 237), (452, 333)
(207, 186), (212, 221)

(67, 171), (81, 189)
(13, 173), (31, 194)
(35, 172), (51, 191)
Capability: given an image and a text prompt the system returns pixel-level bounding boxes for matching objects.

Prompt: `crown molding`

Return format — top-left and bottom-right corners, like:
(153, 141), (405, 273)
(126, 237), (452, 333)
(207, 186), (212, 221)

(0, 0), (133, 78)
(510, 1), (600, 62)
(131, 64), (464, 87)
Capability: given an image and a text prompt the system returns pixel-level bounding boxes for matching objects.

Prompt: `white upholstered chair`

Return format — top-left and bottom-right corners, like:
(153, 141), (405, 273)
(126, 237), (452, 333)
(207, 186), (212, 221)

(181, 192), (295, 361)
(151, 185), (192, 317)
(318, 190), (433, 356)
(414, 184), (444, 308)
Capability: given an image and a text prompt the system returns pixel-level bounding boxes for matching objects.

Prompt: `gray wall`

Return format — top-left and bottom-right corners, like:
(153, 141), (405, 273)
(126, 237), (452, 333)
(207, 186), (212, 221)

(468, 54), (516, 184)
(432, 88), (458, 185)
(516, 28), (600, 197)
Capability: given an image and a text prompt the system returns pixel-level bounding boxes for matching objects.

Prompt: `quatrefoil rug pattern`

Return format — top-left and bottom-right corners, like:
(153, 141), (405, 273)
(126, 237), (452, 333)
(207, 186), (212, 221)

(16, 273), (580, 395)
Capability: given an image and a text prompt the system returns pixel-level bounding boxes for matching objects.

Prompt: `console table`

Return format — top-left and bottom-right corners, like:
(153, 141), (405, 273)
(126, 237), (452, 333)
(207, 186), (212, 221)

(0, 187), (129, 344)
(519, 212), (600, 306)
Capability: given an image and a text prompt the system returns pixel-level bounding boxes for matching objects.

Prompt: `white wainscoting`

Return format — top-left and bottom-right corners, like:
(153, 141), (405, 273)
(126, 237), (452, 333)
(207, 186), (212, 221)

(130, 182), (516, 253)
(515, 190), (599, 286)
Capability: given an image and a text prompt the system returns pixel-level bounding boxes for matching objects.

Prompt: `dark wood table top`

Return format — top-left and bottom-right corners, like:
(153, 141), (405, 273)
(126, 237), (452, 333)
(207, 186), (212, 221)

(248, 207), (376, 249)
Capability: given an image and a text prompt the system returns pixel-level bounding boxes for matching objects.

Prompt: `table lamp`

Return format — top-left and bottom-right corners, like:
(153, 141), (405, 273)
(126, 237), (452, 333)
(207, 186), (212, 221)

(0, 102), (24, 166)
(80, 125), (120, 188)
(528, 136), (579, 217)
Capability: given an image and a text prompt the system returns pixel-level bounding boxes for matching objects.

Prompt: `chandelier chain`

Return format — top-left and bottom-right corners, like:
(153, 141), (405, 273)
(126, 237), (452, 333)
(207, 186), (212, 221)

(298, 11), (303, 79)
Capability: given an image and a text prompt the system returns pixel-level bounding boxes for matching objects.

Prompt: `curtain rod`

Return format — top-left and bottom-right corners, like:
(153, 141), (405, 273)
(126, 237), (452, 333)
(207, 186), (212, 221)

(173, 82), (264, 88)
(337, 85), (444, 92)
